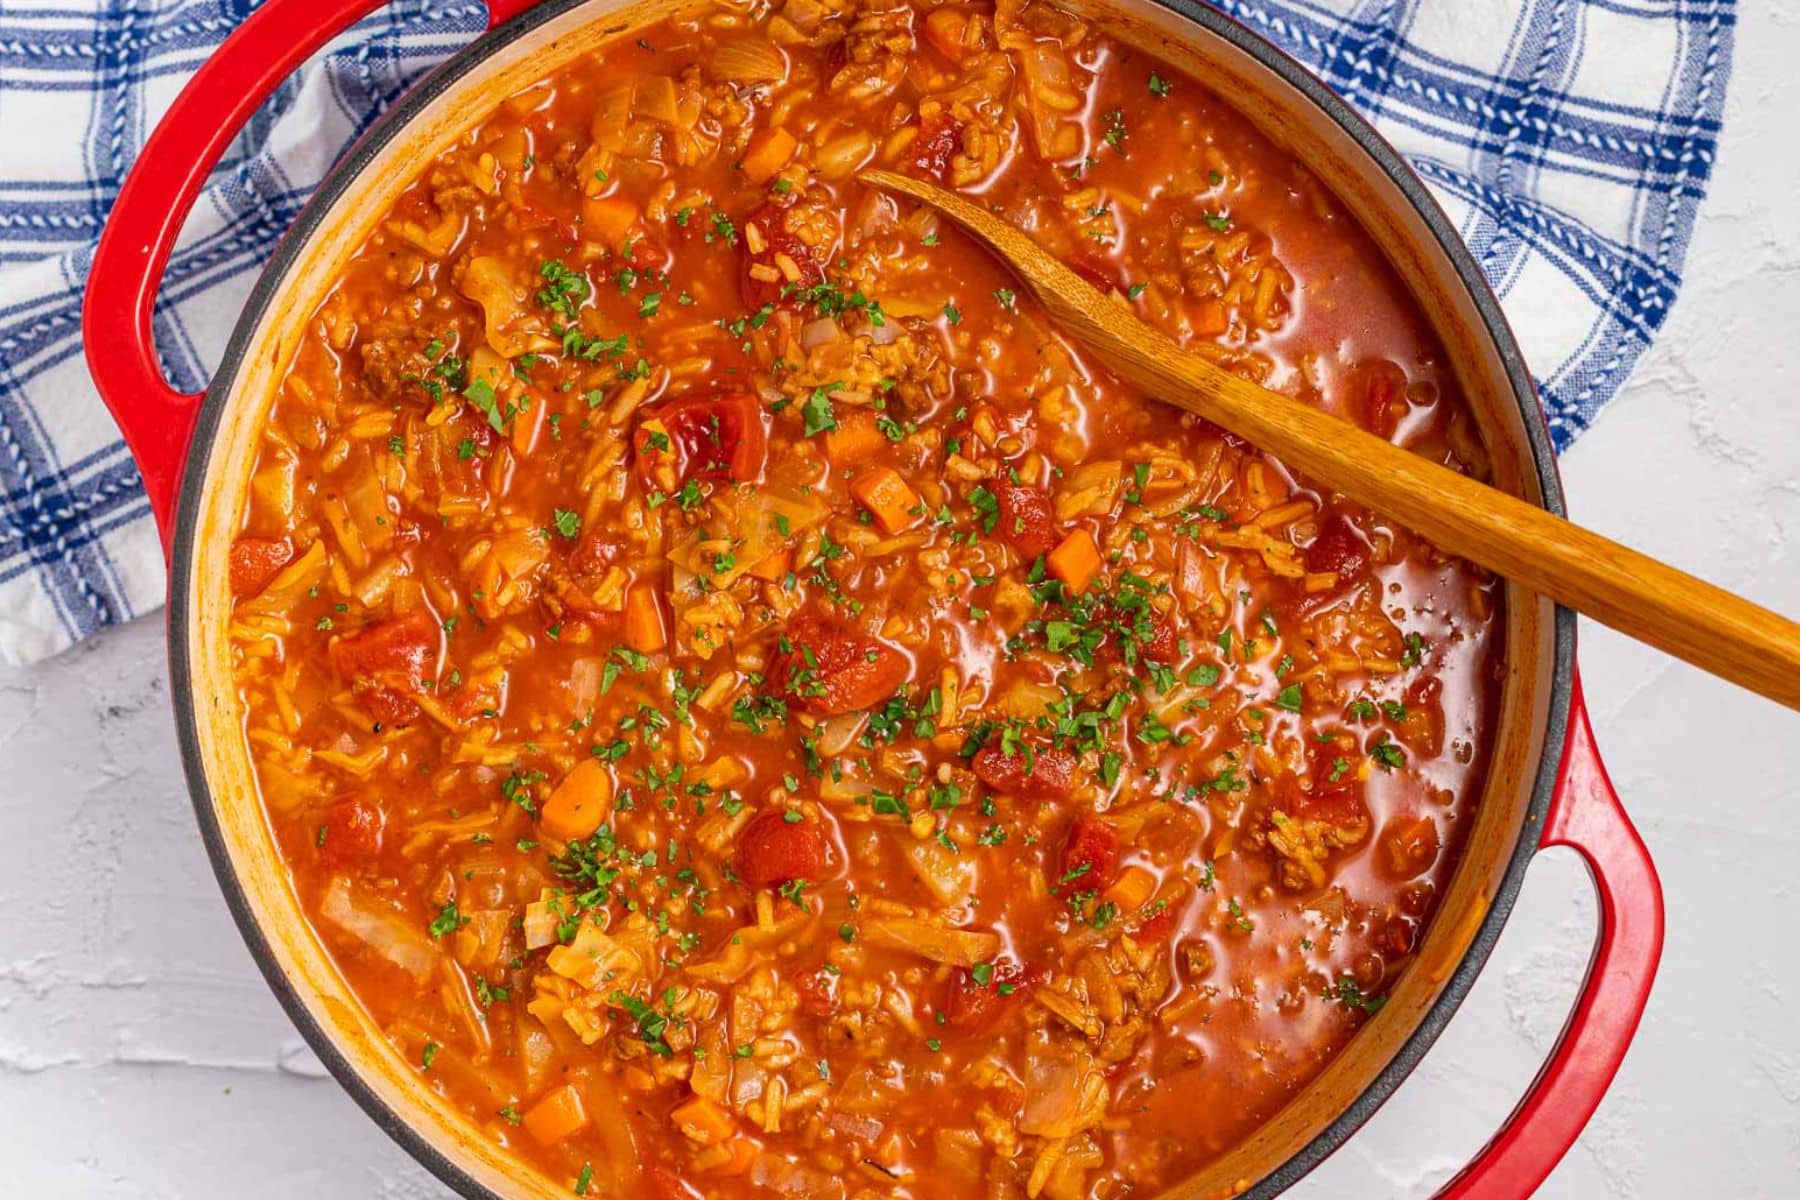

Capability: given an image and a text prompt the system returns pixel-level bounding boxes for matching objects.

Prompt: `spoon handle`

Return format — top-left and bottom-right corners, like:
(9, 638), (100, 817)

(865, 169), (1800, 711)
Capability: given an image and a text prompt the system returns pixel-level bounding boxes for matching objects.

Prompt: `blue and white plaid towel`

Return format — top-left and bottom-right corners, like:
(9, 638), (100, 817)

(0, 0), (1735, 664)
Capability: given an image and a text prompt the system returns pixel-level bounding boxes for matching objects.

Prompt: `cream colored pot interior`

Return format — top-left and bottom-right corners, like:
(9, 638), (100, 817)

(177, 1), (1558, 1196)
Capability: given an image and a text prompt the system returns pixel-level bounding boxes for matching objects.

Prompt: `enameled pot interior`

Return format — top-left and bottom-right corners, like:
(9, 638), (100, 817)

(168, 1), (1570, 1196)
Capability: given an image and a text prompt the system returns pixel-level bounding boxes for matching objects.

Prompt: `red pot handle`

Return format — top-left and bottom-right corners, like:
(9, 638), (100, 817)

(82, 0), (541, 559)
(1435, 674), (1664, 1197)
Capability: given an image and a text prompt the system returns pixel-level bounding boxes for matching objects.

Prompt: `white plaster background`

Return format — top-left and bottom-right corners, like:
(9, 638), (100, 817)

(3, 5), (1798, 1196)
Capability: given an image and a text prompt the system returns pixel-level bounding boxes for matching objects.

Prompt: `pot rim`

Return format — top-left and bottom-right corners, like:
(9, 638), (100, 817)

(165, 1), (1576, 1196)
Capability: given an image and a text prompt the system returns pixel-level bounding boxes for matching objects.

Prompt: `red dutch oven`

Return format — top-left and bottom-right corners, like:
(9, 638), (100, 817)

(82, 0), (1663, 1197)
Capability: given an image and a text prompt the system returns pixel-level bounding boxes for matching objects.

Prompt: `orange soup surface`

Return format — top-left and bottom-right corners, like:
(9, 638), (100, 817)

(227, 2), (1504, 1196)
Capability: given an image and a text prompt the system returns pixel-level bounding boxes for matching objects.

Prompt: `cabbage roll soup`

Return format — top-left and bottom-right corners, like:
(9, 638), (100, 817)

(224, 0), (1503, 1195)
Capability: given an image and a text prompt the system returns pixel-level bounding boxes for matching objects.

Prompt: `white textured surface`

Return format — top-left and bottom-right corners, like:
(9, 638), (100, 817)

(4, 9), (1799, 1197)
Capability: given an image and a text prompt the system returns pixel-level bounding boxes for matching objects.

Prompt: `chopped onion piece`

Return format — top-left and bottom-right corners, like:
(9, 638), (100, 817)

(712, 37), (788, 84)
(568, 657), (605, 712)
(862, 916), (999, 966)
(799, 317), (842, 349)
(901, 837), (976, 906)
(1019, 1049), (1109, 1137)
(814, 711), (867, 757)
(319, 876), (437, 982)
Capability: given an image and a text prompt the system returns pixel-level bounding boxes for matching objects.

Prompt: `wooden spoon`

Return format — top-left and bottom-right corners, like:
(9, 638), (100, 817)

(861, 167), (1800, 711)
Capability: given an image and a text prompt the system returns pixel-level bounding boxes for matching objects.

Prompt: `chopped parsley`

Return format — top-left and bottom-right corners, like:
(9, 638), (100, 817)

(801, 384), (839, 436)
(1103, 108), (1128, 153)
(1329, 977), (1386, 1012)
(610, 990), (674, 1057)
(427, 901), (466, 938)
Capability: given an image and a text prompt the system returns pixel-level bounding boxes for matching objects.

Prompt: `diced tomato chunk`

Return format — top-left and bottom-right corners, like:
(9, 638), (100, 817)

(910, 112), (964, 179)
(632, 391), (768, 493)
(511, 191), (580, 243)
(315, 798), (385, 867)
(766, 615), (910, 715)
(446, 677), (506, 722)
(1358, 360), (1410, 440)
(972, 743), (1077, 800)
(734, 809), (827, 887)
(328, 608), (443, 726)
(1140, 612), (1179, 662)
(624, 232), (673, 273)
(330, 607), (440, 680)
(739, 205), (827, 311)
(1284, 777), (1369, 832)
(993, 481), (1059, 560)
(1059, 816), (1120, 891)
(1130, 904), (1177, 944)
(1092, 605), (1177, 666)
(356, 685), (422, 727)
(229, 536), (292, 598)
(793, 966), (839, 1018)
(567, 531), (622, 577)
(944, 958), (1025, 1029)
(1304, 509), (1371, 586)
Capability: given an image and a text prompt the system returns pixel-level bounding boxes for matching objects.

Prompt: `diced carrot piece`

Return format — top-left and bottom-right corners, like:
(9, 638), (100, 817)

(540, 758), (614, 842)
(523, 1084), (589, 1146)
(1193, 296), (1228, 337)
(511, 393), (547, 457)
(1046, 528), (1102, 592)
(672, 1093), (738, 1146)
(1103, 864), (1156, 911)
(623, 584), (667, 653)
(229, 536), (293, 598)
(745, 548), (791, 582)
(582, 193), (638, 243)
(851, 466), (922, 534)
(739, 127), (798, 185)
(823, 409), (887, 465)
